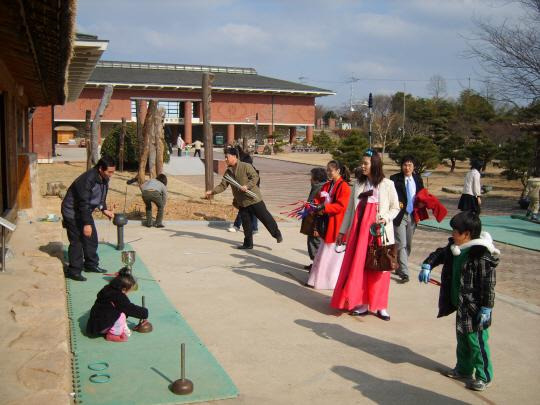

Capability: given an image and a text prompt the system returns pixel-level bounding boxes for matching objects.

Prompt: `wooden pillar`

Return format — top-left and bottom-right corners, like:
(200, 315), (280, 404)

(289, 127), (297, 144)
(226, 124), (235, 145)
(119, 118), (126, 172)
(306, 126), (314, 144)
(202, 73), (215, 193)
(184, 101), (193, 144)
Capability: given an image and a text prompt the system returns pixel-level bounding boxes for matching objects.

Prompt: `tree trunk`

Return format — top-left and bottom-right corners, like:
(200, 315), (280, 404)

(202, 73), (215, 192)
(156, 107), (165, 175)
(90, 85), (113, 165)
(119, 118), (126, 172)
(450, 158), (456, 172)
(136, 100), (144, 159)
(148, 115), (157, 179)
(138, 100), (157, 184)
(84, 110), (92, 170)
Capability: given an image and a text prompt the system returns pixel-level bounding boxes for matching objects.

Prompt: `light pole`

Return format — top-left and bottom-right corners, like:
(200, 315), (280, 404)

(368, 93), (373, 148)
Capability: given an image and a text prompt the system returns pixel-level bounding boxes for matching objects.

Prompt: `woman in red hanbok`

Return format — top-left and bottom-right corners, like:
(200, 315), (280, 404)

(331, 151), (400, 320)
(306, 161), (351, 290)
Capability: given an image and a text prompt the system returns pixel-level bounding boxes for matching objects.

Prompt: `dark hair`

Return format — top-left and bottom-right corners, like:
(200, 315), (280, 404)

(96, 156), (116, 170)
(310, 167), (327, 183)
(109, 271), (137, 292)
(356, 151), (385, 186)
(400, 155), (416, 166)
(470, 159), (483, 171)
(224, 146), (239, 157)
(327, 160), (350, 183)
(156, 173), (167, 186)
(450, 211), (482, 239)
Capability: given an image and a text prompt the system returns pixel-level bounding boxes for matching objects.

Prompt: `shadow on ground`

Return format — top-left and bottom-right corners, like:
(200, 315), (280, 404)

(332, 365), (470, 405)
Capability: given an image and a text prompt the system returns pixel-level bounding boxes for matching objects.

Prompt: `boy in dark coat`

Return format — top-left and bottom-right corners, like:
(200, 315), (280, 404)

(87, 273), (149, 342)
(419, 211), (499, 391)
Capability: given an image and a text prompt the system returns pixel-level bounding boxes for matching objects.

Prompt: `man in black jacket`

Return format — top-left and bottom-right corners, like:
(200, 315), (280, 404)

(61, 156), (115, 281)
(390, 155), (424, 282)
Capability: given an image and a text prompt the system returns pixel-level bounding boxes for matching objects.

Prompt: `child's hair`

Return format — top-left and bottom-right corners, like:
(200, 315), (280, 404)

(224, 146), (239, 157)
(470, 159), (483, 171)
(327, 160), (351, 183)
(156, 173), (167, 186)
(310, 167), (328, 183)
(110, 272), (137, 292)
(450, 211), (482, 239)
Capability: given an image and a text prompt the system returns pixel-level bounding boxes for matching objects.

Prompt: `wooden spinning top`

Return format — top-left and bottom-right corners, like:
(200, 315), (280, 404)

(171, 343), (194, 395)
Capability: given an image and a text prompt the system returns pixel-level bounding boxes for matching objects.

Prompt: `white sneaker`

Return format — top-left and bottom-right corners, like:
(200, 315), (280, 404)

(228, 226), (239, 233)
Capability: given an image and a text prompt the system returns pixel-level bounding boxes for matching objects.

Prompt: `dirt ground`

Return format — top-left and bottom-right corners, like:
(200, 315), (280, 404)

(261, 152), (524, 200)
(38, 162), (238, 221)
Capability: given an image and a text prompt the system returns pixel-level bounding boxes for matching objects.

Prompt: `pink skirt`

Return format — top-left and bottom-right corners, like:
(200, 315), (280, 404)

(307, 242), (346, 290)
(331, 201), (391, 311)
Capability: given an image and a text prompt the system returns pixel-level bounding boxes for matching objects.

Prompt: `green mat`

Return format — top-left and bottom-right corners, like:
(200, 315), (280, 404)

(66, 243), (238, 405)
(420, 215), (540, 252)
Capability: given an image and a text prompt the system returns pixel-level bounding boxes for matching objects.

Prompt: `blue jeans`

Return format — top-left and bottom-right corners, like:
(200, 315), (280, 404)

(234, 211), (258, 231)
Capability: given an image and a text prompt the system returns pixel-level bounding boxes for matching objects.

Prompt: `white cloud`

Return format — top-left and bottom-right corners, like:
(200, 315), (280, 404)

(220, 24), (270, 47)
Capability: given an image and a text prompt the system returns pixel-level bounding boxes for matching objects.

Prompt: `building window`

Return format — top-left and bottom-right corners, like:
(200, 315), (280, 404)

(131, 100), (137, 118)
(158, 101), (180, 118)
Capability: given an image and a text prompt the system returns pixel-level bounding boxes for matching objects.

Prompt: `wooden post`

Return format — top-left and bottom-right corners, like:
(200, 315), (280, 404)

(136, 100), (143, 159)
(91, 85), (113, 165)
(85, 110), (92, 170)
(202, 73), (215, 193)
(119, 118), (126, 172)
(138, 100), (157, 184)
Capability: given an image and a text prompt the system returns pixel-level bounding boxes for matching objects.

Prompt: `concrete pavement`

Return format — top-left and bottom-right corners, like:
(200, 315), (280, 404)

(97, 220), (540, 405)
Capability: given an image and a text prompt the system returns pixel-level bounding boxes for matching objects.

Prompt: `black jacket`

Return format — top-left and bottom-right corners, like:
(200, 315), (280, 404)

(390, 172), (424, 226)
(86, 285), (148, 336)
(423, 238), (498, 334)
(61, 167), (109, 225)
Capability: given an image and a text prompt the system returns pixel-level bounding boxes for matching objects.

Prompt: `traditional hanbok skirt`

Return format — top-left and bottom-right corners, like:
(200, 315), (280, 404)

(307, 242), (345, 289)
(331, 198), (391, 311)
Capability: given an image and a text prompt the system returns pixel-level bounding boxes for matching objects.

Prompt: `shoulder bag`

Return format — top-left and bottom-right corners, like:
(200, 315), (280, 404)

(365, 201), (399, 272)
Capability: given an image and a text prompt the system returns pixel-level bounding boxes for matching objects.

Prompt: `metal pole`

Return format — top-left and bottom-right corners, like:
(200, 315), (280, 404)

(402, 83), (406, 137)
(368, 92), (373, 148)
(181, 343), (186, 380)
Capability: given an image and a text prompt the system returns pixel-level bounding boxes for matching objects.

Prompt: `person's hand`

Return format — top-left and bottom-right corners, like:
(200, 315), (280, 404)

(477, 307), (491, 325)
(240, 185), (248, 192)
(205, 191), (213, 199)
(313, 230), (320, 238)
(83, 225), (92, 238)
(419, 263), (431, 283)
(102, 209), (114, 220)
(377, 218), (386, 225)
(477, 197), (482, 205)
(336, 233), (345, 246)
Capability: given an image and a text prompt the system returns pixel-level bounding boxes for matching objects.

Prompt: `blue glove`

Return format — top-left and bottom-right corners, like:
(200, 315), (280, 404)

(419, 263), (431, 283)
(477, 307), (492, 325)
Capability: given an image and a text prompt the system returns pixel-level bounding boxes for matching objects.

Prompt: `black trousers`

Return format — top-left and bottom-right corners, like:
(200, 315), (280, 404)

(307, 236), (321, 260)
(63, 217), (98, 275)
(194, 149), (202, 157)
(239, 201), (281, 247)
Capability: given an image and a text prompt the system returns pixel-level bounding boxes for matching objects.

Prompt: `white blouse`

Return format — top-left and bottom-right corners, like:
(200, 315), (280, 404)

(463, 169), (481, 197)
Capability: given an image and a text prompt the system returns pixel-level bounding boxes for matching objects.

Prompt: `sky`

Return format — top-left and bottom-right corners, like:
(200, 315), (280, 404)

(76, 0), (527, 109)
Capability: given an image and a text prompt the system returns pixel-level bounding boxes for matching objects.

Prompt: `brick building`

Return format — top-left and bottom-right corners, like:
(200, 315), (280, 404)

(31, 60), (334, 160)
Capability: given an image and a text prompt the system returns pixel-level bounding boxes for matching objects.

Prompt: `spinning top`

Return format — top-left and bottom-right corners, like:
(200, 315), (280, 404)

(135, 296), (153, 333)
(171, 343), (194, 395)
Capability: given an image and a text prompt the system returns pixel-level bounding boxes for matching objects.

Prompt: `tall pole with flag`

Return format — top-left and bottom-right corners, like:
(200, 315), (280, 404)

(368, 92), (373, 148)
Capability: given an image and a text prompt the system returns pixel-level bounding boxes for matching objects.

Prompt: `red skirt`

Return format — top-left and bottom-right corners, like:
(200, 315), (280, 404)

(330, 201), (391, 311)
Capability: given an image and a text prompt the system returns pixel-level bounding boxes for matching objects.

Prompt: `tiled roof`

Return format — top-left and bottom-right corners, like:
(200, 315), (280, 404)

(87, 61), (334, 96)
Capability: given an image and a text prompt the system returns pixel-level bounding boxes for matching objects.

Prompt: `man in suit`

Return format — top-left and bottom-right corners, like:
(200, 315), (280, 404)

(390, 155), (424, 282)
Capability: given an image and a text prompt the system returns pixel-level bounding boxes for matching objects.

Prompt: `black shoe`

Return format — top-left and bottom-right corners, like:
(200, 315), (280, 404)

(154, 224), (165, 228)
(143, 222), (152, 228)
(236, 245), (253, 250)
(376, 311), (391, 321)
(126, 177), (138, 185)
(67, 272), (87, 281)
(400, 274), (409, 283)
(276, 234), (283, 243)
(84, 266), (107, 274)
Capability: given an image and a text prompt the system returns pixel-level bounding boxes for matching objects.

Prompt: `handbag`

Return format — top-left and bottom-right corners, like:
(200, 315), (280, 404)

(365, 202), (399, 272)
(300, 212), (316, 236)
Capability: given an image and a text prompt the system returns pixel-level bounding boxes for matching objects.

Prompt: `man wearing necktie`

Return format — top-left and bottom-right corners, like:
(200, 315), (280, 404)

(390, 155), (424, 282)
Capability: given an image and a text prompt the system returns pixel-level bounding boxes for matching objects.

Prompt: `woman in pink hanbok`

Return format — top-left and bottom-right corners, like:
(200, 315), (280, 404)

(331, 151), (400, 321)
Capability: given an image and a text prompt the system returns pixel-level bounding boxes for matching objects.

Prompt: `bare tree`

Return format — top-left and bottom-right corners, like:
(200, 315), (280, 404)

(137, 100), (157, 184)
(427, 75), (448, 99)
(90, 85), (113, 165)
(155, 107), (166, 176)
(372, 95), (400, 156)
(466, 0), (540, 102)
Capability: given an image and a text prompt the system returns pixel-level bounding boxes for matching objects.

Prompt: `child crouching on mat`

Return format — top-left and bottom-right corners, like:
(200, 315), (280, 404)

(86, 272), (148, 342)
(419, 211), (499, 391)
